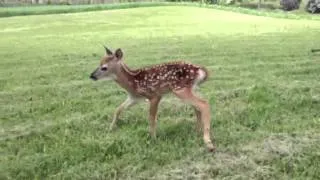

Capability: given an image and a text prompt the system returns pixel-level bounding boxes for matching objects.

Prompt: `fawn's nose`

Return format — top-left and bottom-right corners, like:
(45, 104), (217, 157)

(90, 73), (97, 81)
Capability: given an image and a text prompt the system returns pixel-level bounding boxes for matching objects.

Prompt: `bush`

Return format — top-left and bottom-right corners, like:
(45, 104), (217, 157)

(239, 2), (278, 10)
(59, 1), (72, 5)
(280, 0), (301, 11)
(305, 0), (320, 13)
(206, 0), (219, 4)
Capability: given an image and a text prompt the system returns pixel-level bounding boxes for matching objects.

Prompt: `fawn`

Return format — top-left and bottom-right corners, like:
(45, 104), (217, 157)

(90, 46), (215, 152)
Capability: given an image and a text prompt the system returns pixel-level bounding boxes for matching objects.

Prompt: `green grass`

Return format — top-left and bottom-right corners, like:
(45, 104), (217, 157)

(1, 1), (320, 21)
(1, 6), (320, 179)
(0, 2), (172, 18)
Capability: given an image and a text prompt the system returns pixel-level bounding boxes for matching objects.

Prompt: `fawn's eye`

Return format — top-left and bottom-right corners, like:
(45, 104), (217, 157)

(101, 67), (107, 71)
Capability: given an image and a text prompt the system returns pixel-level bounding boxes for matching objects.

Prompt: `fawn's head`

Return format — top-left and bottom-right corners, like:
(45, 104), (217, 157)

(90, 46), (123, 81)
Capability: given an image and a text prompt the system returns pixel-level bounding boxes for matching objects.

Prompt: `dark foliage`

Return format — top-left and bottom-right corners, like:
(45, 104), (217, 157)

(239, 2), (278, 10)
(280, 0), (301, 11)
(305, 0), (320, 13)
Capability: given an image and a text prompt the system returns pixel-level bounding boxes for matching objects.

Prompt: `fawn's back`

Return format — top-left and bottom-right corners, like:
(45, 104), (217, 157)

(129, 62), (208, 97)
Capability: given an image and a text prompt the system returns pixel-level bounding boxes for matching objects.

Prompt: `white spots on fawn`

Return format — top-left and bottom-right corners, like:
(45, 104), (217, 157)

(131, 61), (206, 94)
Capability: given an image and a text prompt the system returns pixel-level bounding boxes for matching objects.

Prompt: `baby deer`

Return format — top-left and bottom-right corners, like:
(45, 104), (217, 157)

(90, 46), (215, 152)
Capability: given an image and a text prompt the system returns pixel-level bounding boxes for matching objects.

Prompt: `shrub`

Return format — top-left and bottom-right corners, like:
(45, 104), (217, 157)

(305, 0), (320, 13)
(206, 0), (219, 4)
(239, 2), (278, 10)
(280, 0), (301, 11)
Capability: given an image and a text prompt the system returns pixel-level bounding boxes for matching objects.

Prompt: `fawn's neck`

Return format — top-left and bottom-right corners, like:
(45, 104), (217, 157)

(113, 62), (138, 95)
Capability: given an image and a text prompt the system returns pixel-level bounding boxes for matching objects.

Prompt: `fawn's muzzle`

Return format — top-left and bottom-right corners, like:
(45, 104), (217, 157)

(90, 73), (97, 81)
(90, 68), (99, 81)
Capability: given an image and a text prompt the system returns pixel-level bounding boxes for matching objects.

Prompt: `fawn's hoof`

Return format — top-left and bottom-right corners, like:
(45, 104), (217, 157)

(148, 132), (157, 140)
(206, 142), (216, 152)
(109, 125), (117, 132)
(207, 145), (216, 152)
(149, 134), (157, 139)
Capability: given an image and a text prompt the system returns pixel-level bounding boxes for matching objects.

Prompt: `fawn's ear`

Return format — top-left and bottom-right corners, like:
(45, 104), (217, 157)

(115, 48), (123, 60)
(104, 45), (113, 56)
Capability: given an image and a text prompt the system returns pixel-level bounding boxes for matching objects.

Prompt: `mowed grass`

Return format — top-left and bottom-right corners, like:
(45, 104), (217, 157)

(0, 2), (174, 18)
(1, 6), (320, 179)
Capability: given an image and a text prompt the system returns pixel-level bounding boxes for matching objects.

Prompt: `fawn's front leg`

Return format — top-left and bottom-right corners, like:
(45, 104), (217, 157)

(148, 96), (161, 138)
(110, 96), (137, 130)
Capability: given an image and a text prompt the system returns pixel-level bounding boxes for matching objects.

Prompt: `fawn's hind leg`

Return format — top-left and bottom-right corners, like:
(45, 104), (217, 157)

(194, 107), (202, 133)
(173, 88), (215, 152)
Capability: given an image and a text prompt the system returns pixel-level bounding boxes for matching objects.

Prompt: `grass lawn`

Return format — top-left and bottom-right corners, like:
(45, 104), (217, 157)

(1, 6), (320, 179)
